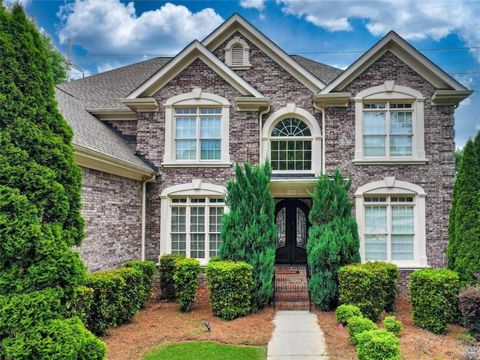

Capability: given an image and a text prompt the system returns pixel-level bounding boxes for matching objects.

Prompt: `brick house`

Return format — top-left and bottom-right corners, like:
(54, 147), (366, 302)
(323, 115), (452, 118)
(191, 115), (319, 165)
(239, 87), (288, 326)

(55, 14), (471, 290)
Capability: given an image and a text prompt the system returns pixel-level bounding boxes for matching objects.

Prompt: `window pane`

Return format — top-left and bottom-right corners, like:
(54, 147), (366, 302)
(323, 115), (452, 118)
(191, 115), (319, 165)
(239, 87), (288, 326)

(391, 112), (412, 134)
(209, 207), (223, 258)
(190, 207), (205, 232)
(271, 118), (311, 137)
(190, 207), (205, 258)
(191, 234), (205, 258)
(365, 206), (387, 234)
(365, 235), (387, 260)
(364, 112), (386, 134)
(390, 135), (412, 156)
(176, 117), (196, 139)
(364, 135), (386, 156)
(392, 235), (414, 260)
(201, 139), (221, 160)
(392, 206), (414, 233)
(364, 103), (386, 109)
(171, 207), (186, 232)
(171, 234), (186, 255)
(176, 139), (196, 160)
(209, 234), (222, 258)
(175, 108), (197, 115)
(200, 108), (221, 114)
(271, 140), (311, 171)
(201, 117), (221, 138)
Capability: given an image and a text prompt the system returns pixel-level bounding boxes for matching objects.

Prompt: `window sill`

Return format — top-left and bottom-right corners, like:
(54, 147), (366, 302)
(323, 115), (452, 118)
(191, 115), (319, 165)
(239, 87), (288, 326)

(161, 162), (233, 168)
(363, 260), (429, 270)
(353, 158), (428, 165)
(229, 64), (252, 70)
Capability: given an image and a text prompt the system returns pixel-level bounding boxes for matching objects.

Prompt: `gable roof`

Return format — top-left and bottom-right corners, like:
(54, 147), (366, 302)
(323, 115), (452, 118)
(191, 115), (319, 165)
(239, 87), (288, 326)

(290, 55), (343, 85)
(55, 87), (155, 177)
(320, 31), (470, 94)
(202, 13), (326, 92)
(127, 41), (264, 99)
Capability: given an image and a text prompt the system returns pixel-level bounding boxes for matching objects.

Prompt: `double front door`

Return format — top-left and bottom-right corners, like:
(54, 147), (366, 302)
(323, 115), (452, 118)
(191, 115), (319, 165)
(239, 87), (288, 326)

(274, 199), (310, 265)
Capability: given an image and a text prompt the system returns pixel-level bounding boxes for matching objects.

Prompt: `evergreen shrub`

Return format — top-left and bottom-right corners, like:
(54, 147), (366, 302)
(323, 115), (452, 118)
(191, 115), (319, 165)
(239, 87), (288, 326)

(206, 260), (253, 320)
(383, 316), (403, 336)
(410, 269), (460, 334)
(339, 264), (388, 322)
(346, 316), (378, 345)
(335, 304), (362, 325)
(364, 262), (399, 312)
(355, 329), (401, 360)
(124, 260), (157, 304)
(159, 254), (184, 300)
(459, 286), (480, 340)
(220, 162), (276, 310)
(173, 258), (201, 312)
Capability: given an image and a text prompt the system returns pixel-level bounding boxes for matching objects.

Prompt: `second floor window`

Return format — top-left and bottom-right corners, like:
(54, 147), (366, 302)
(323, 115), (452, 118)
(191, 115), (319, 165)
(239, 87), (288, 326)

(175, 107), (222, 161)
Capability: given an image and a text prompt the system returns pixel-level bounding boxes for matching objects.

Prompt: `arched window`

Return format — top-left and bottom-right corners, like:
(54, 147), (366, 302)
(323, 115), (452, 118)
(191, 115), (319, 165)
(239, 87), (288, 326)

(262, 104), (322, 174)
(224, 36), (251, 69)
(354, 177), (427, 268)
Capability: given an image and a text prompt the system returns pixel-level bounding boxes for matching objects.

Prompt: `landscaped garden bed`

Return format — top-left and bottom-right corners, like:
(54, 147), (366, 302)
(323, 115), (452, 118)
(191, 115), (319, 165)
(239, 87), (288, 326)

(104, 288), (275, 360)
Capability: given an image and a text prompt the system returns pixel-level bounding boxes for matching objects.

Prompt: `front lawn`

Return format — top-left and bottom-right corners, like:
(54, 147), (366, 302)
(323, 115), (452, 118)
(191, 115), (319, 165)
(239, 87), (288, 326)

(143, 341), (266, 360)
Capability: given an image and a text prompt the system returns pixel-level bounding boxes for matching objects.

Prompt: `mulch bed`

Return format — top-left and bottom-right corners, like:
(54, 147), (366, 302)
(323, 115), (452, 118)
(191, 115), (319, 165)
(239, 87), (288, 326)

(104, 288), (275, 360)
(316, 296), (470, 360)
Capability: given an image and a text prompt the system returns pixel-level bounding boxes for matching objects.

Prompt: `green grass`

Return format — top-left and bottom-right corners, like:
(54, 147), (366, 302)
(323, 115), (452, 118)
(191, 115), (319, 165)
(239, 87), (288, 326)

(143, 341), (266, 360)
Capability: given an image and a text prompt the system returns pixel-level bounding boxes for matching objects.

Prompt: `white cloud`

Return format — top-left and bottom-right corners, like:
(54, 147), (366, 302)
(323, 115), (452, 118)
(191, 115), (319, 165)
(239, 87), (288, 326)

(69, 67), (92, 80)
(3, 0), (30, 7)
(278, 0), (480, 61)
(57, 1), (223, 56)
(240, 0), (265, 10)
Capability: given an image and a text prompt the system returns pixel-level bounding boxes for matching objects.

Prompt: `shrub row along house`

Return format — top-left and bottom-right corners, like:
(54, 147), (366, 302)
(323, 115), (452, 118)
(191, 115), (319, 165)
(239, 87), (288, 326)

(56, 14), (471, 293)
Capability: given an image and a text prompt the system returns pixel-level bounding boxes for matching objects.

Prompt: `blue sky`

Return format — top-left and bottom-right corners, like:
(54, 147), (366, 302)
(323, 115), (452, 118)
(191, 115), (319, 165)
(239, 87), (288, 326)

(16, 0), (480, 148)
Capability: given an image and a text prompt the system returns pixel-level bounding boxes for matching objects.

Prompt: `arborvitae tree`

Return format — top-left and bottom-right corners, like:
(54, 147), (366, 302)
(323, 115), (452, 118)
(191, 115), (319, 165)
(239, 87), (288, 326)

(0, 4), (104, 358)
(40, 33), (69, 85)
(448, 137), (480, 284)
(307, 170), (360, 310)
(220, 162), (276, 310)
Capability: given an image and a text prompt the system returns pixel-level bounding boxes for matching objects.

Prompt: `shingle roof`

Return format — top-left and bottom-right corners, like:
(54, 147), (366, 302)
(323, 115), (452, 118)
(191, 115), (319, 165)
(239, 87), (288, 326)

(55, 87), (154, 173)
(290, 55), (343, 85)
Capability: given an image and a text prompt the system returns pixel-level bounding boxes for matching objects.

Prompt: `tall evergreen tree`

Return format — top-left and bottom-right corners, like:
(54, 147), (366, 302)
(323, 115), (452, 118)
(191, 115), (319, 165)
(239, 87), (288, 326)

(0, 4), (104, 358)
(220, 162), (276, 310)
(307, 170), (360, 310)
(448, 137), (480, 284)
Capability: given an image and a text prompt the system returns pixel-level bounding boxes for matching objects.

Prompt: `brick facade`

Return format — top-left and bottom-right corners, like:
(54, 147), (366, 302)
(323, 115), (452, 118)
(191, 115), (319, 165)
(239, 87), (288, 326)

(78, 167), (142, 272)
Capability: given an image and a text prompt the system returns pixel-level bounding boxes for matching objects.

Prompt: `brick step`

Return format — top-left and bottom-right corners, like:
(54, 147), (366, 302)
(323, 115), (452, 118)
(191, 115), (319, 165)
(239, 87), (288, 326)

(275, 291), (309, 301)
(275, 278), (307, 285)
(275, 300), (310, 311)
(275, 283), (308, 292)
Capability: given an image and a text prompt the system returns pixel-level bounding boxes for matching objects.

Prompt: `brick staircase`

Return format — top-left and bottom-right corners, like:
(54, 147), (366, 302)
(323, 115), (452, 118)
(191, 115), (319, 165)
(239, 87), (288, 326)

(274, 265), (310, 311)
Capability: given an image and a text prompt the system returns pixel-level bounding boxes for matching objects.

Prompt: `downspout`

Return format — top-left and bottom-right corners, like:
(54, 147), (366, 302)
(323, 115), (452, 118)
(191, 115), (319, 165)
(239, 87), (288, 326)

(141, 174), (156, 261)
(313, 102), (326, 175)
(259, 104), (271, 164)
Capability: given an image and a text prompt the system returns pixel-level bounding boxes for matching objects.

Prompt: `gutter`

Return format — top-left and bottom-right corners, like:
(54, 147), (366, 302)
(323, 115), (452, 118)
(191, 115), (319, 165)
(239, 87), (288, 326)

(258, 103), (271, 164)
(141, 174), (156, 261)
(313, 103), (326, 175)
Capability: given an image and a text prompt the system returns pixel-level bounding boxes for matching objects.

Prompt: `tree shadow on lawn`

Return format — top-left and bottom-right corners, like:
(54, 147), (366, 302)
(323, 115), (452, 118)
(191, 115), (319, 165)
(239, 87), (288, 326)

(104, 288), (275, 360)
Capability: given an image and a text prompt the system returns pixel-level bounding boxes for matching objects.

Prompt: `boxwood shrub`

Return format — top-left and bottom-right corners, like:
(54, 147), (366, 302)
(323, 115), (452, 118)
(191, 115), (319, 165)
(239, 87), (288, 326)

(125, 260), (157, 304)
(159, 254), (185, 300)
(114, 267), (144, 323)
(383, 316), (403, 336)
(346, 316), (378, 345)
(364, 262), (399, 312)
(459, 286), (480, 340)
(410, 268), (460, 334)
(173, 258), (201, 312)
(355, 329), (401, 360)
(335, 304), (362, 325)
(206, 260), (253, 320)
(339, 264), (388, 322)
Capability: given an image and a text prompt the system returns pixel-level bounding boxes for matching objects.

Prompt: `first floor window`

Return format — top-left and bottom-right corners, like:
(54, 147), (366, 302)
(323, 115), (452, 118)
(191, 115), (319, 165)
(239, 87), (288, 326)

(364, 195), (415, 261)
(170, 197), (224, 259)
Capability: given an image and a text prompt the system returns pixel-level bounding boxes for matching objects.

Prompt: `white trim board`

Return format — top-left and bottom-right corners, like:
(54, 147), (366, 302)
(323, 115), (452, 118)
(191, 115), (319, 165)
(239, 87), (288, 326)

(127, 41), (263, 99)
(202, 13), (325, 93)
(320, 31), (471, 94)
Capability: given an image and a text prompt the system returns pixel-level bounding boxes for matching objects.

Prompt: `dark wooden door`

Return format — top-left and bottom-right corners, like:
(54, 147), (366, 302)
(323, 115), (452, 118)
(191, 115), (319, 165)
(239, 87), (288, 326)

(275, 199), (310, 264)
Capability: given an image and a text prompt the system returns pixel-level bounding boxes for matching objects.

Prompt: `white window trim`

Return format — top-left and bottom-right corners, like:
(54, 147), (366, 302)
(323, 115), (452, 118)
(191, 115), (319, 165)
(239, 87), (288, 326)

(163, 89), (231, 167)
(355, 177), (428, 269)
(262, 103), (322, 175)
(160, 180), (226, 265)
(354, 81), (427, 165)
(224, 36), (251, 70)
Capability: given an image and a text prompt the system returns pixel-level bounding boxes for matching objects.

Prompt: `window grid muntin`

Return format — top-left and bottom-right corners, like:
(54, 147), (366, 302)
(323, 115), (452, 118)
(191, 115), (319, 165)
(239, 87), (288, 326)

(170, 197), (225, 260)
(363, 195), (416, 262)
(174, 107), (222, 161)
(363, 102), (414, 158)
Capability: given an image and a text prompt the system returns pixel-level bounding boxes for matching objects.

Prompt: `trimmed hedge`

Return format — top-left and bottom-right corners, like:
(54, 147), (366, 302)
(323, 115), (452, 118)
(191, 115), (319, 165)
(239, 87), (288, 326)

(346, 316), (378, 345)
(383, 316), (403, 336)
(339, 264), (389, 322)
(206, 260), (253, 320)
(355, 329), (401, 360)
(159, 254), (184, 300)
(364, 262), (399, 312)
(410, 269), (460, 334)
(459, 286), (480, 340)
(173, 258), (201, 312)
(335, 304), (362, 326)
(125, 260), (156, 304)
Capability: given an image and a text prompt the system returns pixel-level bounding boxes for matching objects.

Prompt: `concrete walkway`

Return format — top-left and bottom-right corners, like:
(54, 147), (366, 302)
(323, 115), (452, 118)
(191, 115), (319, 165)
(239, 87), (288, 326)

(267, 311), (328, 359)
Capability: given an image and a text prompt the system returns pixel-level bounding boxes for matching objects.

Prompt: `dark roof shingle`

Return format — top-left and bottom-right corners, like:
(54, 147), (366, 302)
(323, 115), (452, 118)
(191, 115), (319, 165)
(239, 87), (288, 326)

(290, 55), (343, 85)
